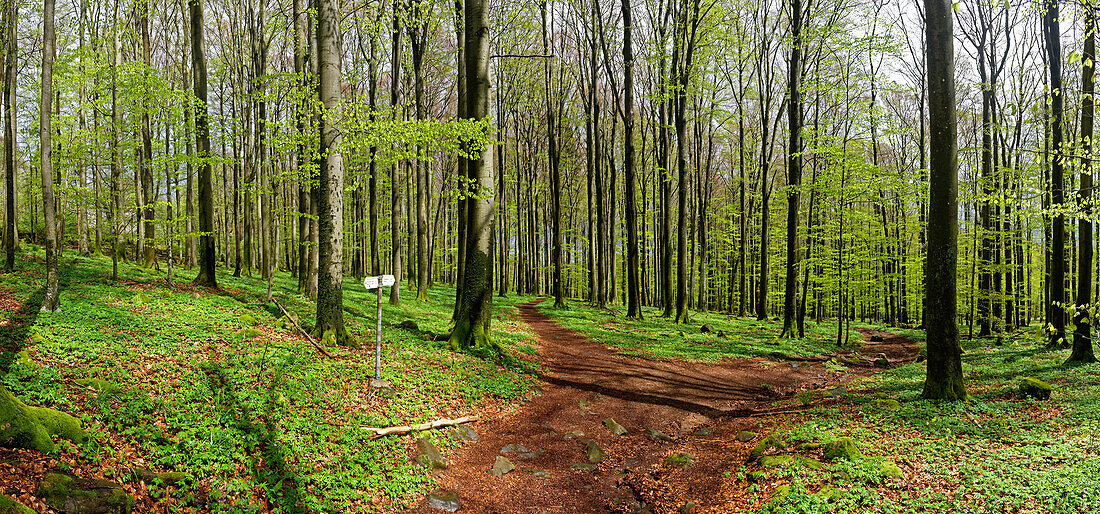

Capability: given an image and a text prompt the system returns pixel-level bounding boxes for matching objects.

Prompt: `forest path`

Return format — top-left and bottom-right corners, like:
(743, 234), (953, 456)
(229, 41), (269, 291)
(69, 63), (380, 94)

(406, 300), (918, 514)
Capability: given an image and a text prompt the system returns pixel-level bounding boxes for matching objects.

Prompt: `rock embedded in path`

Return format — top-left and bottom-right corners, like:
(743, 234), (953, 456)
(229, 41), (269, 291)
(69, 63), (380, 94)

(664, 452), (695, 469)
(603, 418), (628, 436)
(416, 438), (448, 470)
(644, 427), (673, 443)
(680, 501), (698, 513)
(491, 456), (516, 477)
(453, 425), (479, 442)
(735, 431), (756, 442)
(37, 472), (135, 514)
(564, 429), (585, 440)
(570, 463), (597, 471)
(427, 489), (461, 512)
(578, 438), (605, 464)
(500, 443), (536, 459)
(870, 335), (884, 342)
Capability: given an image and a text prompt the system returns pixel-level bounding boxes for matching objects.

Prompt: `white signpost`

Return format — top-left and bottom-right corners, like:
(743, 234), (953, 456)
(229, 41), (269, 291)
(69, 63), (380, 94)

(364, 275), (396, 378)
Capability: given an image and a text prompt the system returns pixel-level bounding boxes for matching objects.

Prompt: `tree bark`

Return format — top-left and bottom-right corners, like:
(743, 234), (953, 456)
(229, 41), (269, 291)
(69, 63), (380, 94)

(191, 0), (217, 288)
(922, 0), (966, 401)
(1069, 0), (1097, 364)
(40, 0), (60, 311)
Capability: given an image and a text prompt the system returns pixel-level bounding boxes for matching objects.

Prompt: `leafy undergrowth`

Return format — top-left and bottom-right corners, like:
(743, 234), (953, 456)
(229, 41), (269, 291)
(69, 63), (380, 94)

(537, 300), (863, 361)
(0, 247), (538, 512)
(734, 328), (1100, 513)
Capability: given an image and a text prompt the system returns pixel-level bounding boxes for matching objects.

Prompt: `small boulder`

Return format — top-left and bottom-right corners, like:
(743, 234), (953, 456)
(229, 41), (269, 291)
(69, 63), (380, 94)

(579, 438), (605, 464)
(416, 438), (448, 470)
(531, 470), (551, 478)
(397, 320), (420, 330)
(570, 463), (597, 471)
(693, 427), (715, 436)
(879, 460), (903, 479)
(870, 335), (884, 342)
(564, 429), (585, 440)
(758, 455), (793, 467)
(815, 485), (842, 501)
(1019, 377), (1052, 400)
(490, 456), (515, 477)
(603, 418), (628, 436)
(427, 489), (461, 512)
(38, 472), (135, 514)
(240, 328), (262, 340)
(874, 356), (891, 368)
(370, 378), (398, 399)
(823, 437), (862, 461)
(500, 443), (536, 459)
(644, 427), (673, 443)
(680, 501), (698, 514)
(716, 330), (726, 338)
(700, 324), (712, 334)
(664, 452), (694, 469)
(735, 431), (756, 443)
(453, 425), (479, 442)
(875, 399), (902, 411)
(239, 314), (258, 326)
(748, 432), (785, 462)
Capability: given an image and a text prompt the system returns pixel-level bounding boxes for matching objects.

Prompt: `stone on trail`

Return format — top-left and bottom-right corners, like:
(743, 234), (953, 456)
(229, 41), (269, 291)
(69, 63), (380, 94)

(644, 427), (673, 443)
(370, 378), (398, 399)
(38, 472), (135, 514)
(873, 354), (891, 368)
(578, 438), (605, 463)
(736, 431), (756, 442)
(564, 429), (585, 440)
(700, 324), (712, 334)
(1019, 377), (1052, 400)
(570, 463), (597, 471)
(416, 438), (448, 470)
(531, 469), (551, 478)
(680, 501), (698, 514)
(664, 452), (695, 469)
(822, 437), (862, 461)
(870, 335), (884, 342)
(603, 418), (627, 436)
(491, 456), (515, 477)
(693, 427), (715, 436)
(453, 424), (479, 442)
(427, 489), (461, 512)
(500, 443), (536, 459)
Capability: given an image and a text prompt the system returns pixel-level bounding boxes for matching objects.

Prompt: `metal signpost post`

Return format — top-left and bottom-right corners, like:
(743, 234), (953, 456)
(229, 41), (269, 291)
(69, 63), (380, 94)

(363, 275), (395, 379)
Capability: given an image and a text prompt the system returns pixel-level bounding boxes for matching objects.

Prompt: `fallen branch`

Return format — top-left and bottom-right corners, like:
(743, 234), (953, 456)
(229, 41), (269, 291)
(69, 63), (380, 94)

(272, 298), (334, 358)
(363, 415), (479, 439)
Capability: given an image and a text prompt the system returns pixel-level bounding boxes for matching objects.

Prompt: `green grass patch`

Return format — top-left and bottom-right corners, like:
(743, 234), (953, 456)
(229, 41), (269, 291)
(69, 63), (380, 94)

(0, 248), (538, 512)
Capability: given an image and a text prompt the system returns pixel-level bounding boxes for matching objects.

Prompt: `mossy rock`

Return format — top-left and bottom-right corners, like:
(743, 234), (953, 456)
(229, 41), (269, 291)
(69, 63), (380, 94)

(29, 332), (46, 344)
(0, 386), (86, 453)
(664, 452), (694, 468)
(75, 378), (121, 397)
(815, 485), (843, 501)
(1019, 377), (1052, 400)
(239, 314), (258, 326)
(240, 328), (263, 340)
(14, 351), (31, 365)
(875, 399), (902, 411)
(133, 294), (151, 305)
(0, 495), (35, 514)
(748, 432), (785, 461)
(759, 455), (823, 470)
(879, 460), (903, 479)
(38, 473), (135, 514)
(822, 437), (862, 461)
(769, 485), (791, 505)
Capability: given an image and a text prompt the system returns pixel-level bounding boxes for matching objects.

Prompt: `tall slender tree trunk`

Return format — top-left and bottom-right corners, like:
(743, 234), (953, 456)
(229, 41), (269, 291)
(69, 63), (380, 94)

(389, 4), (403, 305)
(780, 0), (803, 337)
(40, 0), (60, 311)
(1070, 1), (1097, 364)
(923, 0), (966, 400)
(191, 0), (216, 288)
(622, 0), (641, 318)
(1045, 0), (1067, 348)
(450, 0), (496, 351)
(3, 0), (17, 272)
(314, 0), (351, 345)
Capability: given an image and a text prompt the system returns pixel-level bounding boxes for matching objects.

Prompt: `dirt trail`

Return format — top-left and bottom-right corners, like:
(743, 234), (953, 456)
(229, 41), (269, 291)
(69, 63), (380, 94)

(406, 301), (918, 513)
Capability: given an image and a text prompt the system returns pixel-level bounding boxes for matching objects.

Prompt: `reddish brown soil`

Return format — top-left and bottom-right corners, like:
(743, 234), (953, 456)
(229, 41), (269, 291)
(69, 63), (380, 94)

(406, 301), (921, 514)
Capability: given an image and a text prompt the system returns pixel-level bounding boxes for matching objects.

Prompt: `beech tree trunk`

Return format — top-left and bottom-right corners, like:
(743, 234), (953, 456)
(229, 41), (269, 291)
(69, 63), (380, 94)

(191, 0), (217, 288)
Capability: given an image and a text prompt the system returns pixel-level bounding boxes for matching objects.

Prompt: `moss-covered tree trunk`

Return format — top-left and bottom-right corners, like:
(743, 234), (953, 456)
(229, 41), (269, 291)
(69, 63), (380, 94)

(922, 0), (966, 401)
(450, 0), (496, 352)
(314, 0), (351, 346)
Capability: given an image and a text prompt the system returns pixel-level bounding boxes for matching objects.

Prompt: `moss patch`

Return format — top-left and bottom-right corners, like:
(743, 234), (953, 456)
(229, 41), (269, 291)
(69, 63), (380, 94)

(823, 437), (862, 461)
(0, 386), (86, 453)
(0, 495), (34, 514)
(1019, 377), (1052, 400)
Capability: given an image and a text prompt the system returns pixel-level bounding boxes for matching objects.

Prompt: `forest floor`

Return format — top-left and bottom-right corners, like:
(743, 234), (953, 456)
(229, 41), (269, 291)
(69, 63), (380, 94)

(3, 246), (1100, 513)
(406, 300), (918, 513)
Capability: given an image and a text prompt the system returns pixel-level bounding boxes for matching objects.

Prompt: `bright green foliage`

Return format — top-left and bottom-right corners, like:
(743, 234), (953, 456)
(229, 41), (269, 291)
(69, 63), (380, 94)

(822, 437), (863, 461)
(0, 495), (34, 514)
